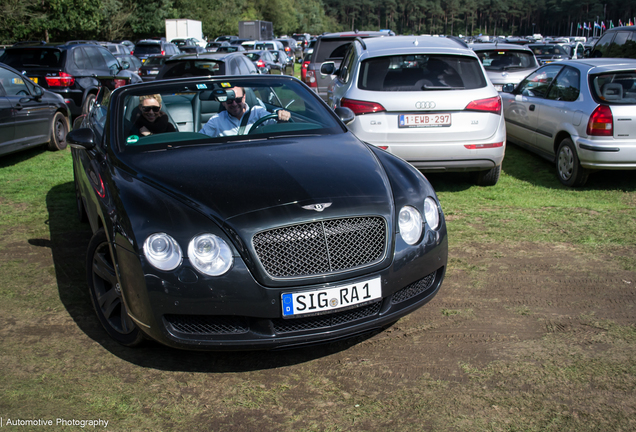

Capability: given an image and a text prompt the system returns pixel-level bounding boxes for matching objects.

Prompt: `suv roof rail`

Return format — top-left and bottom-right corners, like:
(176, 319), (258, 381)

(354, 37), (367, 50)
(446, 35), (469, 48)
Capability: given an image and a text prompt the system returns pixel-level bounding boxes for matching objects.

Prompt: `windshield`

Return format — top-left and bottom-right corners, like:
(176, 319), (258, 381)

(591, 71), (636, 104)
(118, 78), (344, 151)
(476, 49), (537, 70)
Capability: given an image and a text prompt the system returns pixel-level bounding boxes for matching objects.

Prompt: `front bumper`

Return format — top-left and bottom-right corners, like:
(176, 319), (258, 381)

(116, 229), (448, 351)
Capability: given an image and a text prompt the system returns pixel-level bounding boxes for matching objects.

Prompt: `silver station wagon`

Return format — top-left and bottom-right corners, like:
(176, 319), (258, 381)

(501, 58), (636, 186)
(323, 35), (506, 186)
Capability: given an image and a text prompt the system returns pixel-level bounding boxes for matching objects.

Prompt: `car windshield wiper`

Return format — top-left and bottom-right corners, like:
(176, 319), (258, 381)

(422, 85), (465, 90)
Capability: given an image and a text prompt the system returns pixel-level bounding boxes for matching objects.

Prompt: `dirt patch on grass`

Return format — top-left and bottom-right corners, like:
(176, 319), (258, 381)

(2, 230), (635, 430)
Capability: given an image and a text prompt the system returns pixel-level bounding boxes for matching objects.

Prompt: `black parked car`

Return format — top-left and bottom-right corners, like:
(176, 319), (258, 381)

(138, 54), (172, 81)
(67, 75), (447, 350)
(244, 50), (284, 74)
(0, 42), (141, 116)
(133, 40), (180, 63)
(155, 52), (258, 79)
(0, 62), (70, 156)
(271, 49), (294, 75)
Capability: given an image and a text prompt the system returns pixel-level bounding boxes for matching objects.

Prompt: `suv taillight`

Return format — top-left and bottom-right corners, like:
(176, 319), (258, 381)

(465, 96), (502, 114)
(257, 60), (265, 68)
(45, 72), (75, 87)
(587, 105), (613, 136)
(161, 50), (165, 55)
(341, 98), (386, 115)
(305, 70), (317, 87)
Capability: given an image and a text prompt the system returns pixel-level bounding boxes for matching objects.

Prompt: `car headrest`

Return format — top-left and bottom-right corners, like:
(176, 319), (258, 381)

(602, 83), (623, 100)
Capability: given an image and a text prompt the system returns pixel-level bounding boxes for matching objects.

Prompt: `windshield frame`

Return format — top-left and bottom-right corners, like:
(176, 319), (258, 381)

(109, 76), (347, 154)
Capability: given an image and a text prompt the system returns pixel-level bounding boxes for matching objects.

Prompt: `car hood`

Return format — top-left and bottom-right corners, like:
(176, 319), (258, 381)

(118, 133), (393, 224)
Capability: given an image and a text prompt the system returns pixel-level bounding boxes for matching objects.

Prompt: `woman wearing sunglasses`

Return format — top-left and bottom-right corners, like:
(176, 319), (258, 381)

(133, 94), (176, 137)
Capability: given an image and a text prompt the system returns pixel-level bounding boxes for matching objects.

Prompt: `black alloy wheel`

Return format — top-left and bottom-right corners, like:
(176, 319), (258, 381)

(87, 228), (143, 346)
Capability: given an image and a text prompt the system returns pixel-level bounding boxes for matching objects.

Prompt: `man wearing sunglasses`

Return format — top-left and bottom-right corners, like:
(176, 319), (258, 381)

(199, 86), (290, 137)
(134, 94), (176, 136)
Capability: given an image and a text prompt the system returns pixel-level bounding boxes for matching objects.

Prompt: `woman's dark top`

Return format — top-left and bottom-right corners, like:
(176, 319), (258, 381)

(132, 110), (176, 135)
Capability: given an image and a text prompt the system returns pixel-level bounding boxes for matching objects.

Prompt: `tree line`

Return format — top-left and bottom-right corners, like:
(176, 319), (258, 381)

(1, 0), (635, 44)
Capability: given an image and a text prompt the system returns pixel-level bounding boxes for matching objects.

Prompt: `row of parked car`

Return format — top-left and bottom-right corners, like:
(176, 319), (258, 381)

(3, 27), (636, 188)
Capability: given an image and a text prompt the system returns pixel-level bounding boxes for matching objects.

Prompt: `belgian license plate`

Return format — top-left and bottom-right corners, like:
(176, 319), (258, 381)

(399, 114), (451, 128)
(282, 277), (382, 318)
(31, 77), (38, 84)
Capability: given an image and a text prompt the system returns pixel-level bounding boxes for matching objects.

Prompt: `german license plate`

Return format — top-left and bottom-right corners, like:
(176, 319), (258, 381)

(282, 277), (381, 318)
(399, 114), (451, 128)
(148, 70), (159, 75)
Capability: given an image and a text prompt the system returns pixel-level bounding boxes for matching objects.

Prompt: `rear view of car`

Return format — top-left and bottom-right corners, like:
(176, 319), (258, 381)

(305, 31), (394, 101)
(326, 36), (506, 186)
(471, 43), (539, 90)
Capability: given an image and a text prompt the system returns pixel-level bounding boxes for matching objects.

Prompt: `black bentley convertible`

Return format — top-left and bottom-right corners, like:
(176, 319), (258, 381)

(67, 75), (447, 350)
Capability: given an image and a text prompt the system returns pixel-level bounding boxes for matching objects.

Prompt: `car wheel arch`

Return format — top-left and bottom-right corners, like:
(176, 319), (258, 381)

(553, 131), (573, 156)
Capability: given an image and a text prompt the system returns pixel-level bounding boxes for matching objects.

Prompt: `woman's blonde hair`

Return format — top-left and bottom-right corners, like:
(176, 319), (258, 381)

(139, 94), (162, 106)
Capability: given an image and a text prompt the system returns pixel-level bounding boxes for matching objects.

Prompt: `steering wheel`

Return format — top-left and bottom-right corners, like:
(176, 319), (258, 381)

(246, 111), (293, 135)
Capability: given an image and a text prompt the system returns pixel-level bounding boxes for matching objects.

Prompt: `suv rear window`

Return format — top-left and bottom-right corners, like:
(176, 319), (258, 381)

(135, 44), (162, 55)
(314, 38), (357, 63)
(144, 57), (167, 66)
(358, 55), (488, 91)
(591, 71), (636, 104)
(0, 48), (63, 68)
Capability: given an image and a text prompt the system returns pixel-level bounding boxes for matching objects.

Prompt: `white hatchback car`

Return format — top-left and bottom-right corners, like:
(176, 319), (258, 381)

(323, 36), (506, 186)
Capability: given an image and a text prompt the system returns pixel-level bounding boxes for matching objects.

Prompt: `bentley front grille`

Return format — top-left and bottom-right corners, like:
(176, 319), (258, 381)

(252, 216), (387, 278)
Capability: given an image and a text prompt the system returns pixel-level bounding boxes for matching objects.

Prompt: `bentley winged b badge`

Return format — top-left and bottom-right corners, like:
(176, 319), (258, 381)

(301, 203), (332, 212)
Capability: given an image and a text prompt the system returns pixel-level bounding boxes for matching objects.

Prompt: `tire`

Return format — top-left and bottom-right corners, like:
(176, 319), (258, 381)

(473, 165), (501, 186)
(556, 138), (589, 187)
(47, 112), (68, 151)
(87, 228), (143, 347)
(82, 93), (96, 116)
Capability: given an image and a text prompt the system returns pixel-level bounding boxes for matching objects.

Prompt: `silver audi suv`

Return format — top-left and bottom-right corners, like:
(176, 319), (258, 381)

(323, 35), (506, 186)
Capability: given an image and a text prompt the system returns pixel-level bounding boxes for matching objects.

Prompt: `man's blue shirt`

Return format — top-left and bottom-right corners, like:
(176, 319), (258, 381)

(198, 104), (271, 137)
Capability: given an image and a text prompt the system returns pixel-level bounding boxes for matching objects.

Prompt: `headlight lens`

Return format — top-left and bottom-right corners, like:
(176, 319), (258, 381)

(188, 234), (233, 276)
(398, 206), (423, 245)
(424, 197), (440, 230)
(143, 233), (183, 271)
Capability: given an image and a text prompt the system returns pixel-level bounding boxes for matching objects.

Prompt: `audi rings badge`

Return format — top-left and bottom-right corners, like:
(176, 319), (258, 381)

(415, 101), (436, 109)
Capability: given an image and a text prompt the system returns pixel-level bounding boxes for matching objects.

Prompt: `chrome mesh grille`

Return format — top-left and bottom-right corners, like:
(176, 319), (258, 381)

(164, 315), (249, 335)
(253, 217), (386, 278)
(272, 301), (382, 334)
(391, 271), (437, 304)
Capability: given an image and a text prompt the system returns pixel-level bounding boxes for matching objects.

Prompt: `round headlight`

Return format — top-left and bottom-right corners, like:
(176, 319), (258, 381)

(188, 234), (233, 276)
(143, 233), (183, 271)
(424, 197), (440, 230)
(399, 206), (423, 245)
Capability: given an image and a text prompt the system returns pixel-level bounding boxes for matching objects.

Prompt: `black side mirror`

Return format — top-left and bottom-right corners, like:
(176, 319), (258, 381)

(67, 128), (96, 150)
(320, 61), (336, 75)
(32, 86), (43, 98)
(334, 107), (355, 125)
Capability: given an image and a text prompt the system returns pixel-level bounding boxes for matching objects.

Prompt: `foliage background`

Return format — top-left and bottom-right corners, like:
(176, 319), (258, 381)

(0, 0), (635, 43)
